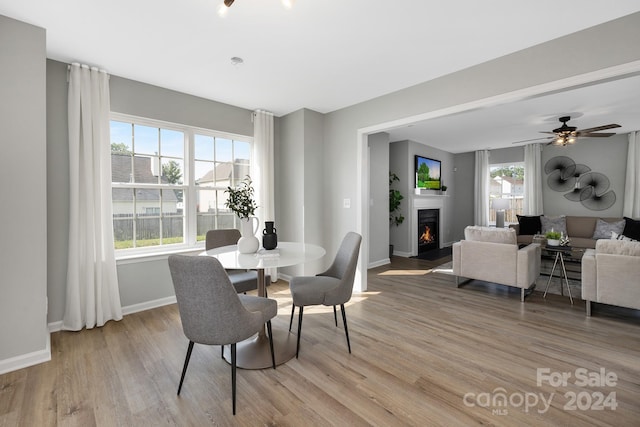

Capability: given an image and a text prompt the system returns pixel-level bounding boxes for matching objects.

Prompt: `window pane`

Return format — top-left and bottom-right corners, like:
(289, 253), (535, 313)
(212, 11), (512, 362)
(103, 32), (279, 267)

(195, 134), (214, 161)
(195, 160), (214, 184)
(160, 129), (184, 158)
(113, 188), (134, 249)
(489, 163), (524, 224)
(161, 158), (184, 185)
(162, 189), (184, 244)
(110, 121), (132, 153)
(136, 217), (160, 247)
(234, 140), (250, 162)
(197, 188), (217, 213)
(134, 125), (159, 155)
(216, 138), (233, 162)
(233, 159), (251, 182)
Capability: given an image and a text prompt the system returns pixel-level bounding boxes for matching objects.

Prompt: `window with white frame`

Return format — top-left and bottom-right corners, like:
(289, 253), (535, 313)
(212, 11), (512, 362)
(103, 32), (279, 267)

(489, 162), (524, 225)
(110, 114), (252, 253)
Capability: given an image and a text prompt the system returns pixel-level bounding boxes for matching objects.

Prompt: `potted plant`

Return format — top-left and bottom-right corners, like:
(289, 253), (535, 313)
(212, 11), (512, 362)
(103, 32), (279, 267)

(545, 230), (561, 246)
(225, 175), (259, 253)
(441, 184), (448, 194)
(389, 172), (405, 258)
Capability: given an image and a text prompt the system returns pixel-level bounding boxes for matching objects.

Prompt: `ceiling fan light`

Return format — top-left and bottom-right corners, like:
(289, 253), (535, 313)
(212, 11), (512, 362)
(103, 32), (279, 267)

(282, 0), (296, 9)
(218, 4), (230, 16)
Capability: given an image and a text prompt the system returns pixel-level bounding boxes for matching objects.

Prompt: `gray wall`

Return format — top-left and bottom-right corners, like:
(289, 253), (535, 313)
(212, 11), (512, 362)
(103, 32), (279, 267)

(46, 59), (255, 323)
(389, 140), (456, 254)
(541, 135), (628, 217)
(0, 16), (48, 362)
(275, 108), (325, 276)
(319, 12), (640, 285)
(5, 11), (640, 366)
(368, 132), (390, 265)
(452, 152), (476, 241)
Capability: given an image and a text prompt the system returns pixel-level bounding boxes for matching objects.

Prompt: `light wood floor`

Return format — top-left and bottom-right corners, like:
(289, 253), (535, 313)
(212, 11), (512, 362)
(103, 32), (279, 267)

(2, 255), (640, 426)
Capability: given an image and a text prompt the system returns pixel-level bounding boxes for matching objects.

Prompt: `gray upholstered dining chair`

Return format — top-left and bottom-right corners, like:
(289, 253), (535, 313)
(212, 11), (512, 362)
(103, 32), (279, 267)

(168, 254), (277, 415)
(288, 232), (362, 358)
(205, 229), (270, 294)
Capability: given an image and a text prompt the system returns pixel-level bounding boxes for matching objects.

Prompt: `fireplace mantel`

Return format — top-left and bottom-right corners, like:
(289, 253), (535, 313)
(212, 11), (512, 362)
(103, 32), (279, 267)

(410, 195), (446, 256)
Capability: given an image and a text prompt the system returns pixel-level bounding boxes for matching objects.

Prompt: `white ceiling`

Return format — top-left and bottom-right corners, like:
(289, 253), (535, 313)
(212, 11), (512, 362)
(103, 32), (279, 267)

(386, 73), (640, 153)
(2, 0), (640, 152)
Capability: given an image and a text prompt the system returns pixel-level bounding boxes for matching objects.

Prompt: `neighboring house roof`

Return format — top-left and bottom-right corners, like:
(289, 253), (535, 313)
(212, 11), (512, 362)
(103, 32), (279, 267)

(492, 175), (523, 186)
(196, 159), (250, 185)
(112, 153), (178, 203)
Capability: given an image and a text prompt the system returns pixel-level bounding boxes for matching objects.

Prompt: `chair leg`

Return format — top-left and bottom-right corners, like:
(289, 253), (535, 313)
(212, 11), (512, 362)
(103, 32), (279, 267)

(266, 320), (276, 369)
(296, 306), (304, 358)
(221, 345), (224, 358)
(231, 343), (236, 415)
(340, 304), (351, 353)
(177, 341), (194, 395)
(333, 305), (338, 327)
(289, 304), (295, 331)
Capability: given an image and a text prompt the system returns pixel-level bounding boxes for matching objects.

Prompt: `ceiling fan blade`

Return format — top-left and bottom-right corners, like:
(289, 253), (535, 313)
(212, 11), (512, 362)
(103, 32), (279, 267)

(575, 132), (617, 138)
(576, 124), (621, 133)
(539, 131), (556, 135)
(511, 136), (553, 144)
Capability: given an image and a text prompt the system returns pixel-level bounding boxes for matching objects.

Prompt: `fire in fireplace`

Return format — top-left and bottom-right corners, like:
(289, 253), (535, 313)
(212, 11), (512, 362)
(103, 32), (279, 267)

(418, 209), (439, 253)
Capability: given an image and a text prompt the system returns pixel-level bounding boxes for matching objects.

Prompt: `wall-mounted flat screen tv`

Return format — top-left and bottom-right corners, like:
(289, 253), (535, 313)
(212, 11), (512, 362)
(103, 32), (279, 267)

(415, 155), (441, 189)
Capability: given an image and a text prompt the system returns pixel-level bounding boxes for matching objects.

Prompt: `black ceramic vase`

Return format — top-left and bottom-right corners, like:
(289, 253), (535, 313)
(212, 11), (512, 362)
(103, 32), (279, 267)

(262, 221), (278, 250)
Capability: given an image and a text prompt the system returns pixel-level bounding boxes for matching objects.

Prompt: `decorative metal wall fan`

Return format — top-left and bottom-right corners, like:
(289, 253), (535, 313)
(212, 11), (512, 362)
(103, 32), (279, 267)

(513, 116), (621, 146)
(544, 156), (616, 211)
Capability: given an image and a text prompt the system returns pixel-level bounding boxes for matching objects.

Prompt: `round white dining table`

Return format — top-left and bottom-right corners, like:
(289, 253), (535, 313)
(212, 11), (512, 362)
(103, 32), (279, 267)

(201, 241), (325, 369)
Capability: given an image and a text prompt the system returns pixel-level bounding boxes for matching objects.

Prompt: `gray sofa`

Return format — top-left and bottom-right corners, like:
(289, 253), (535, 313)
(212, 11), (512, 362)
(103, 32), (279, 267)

(581, 239), (640, 316)
(453, 226), (540, 302)
(510, 216), (625, 249)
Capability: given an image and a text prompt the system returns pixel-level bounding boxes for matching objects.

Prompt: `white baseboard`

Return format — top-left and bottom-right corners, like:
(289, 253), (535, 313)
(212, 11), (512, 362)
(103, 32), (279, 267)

(46, 295), (178, 334)
(0, 335), (51, 375)
(121, 295), (177, 316)
(277, 273), (292, 283)
(394, 250), (412, 258)
(368, 258), (390, 269)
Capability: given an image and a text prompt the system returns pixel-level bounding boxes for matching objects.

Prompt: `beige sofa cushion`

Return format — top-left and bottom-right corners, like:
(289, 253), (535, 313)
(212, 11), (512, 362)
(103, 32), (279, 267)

(464, 226), (517, 245)
(596, 239), (640, 256)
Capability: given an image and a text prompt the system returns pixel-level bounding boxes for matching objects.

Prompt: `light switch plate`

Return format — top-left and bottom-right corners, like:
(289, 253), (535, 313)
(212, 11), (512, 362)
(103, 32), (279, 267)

(343, 198), (351, 208)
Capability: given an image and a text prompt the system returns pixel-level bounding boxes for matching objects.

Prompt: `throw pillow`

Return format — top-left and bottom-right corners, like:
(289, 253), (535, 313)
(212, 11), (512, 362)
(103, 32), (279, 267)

(516, 215), (541, 235)
(592, 218), (625, 239)
(540, 216), (567, 235)
(611, 231), (639, 242)
(623, 217), (640, 241)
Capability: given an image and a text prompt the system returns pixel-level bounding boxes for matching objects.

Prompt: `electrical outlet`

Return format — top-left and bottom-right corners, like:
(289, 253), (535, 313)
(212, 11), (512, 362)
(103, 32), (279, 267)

(343, 198), (351, 208)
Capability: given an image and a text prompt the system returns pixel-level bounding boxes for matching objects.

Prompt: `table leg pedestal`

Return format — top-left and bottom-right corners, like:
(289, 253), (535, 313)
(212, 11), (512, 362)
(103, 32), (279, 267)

(223, 329), (297, 369)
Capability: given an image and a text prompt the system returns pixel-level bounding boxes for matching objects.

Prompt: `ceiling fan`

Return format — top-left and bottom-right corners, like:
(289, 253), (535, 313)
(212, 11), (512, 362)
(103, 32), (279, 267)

(512, 116), (621, 146)
(219, 0), (295, 16)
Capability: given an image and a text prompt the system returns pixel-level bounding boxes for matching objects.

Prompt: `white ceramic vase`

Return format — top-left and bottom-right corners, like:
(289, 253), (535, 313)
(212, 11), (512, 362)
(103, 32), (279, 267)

(547, 239), (560, 246)
(238, 217), (260, 253)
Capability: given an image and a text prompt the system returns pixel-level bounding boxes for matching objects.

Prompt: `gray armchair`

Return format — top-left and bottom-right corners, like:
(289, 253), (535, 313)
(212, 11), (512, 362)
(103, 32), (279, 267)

(453, 226), (540, 302)
(288, 232), (362, 358)
(168, 254), (277, 415)
(205, 229), (270, 294)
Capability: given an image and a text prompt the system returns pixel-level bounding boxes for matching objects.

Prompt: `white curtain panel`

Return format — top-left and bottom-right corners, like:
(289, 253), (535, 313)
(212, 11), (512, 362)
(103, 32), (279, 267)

(64, 63), (122, 331)
(474, 150), (490, 226)
(523, 143), (544, 215)
(623, 131), (640, 218)
(252, 110), (277, 280)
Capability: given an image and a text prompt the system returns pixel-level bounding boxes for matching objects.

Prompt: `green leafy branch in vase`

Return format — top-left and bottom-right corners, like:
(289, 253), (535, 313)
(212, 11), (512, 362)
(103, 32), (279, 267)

(225, 175), (258, 220)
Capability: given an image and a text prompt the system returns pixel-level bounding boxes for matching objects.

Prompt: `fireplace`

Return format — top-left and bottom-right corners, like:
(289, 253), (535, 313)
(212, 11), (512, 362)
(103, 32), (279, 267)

(417, 209), (439, 254)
